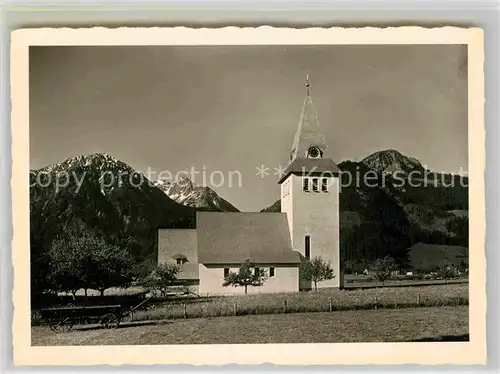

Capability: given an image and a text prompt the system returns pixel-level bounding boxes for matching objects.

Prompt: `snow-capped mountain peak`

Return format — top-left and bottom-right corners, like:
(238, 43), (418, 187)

(153, 177), (239, 212)
(37, 152), (134, 175)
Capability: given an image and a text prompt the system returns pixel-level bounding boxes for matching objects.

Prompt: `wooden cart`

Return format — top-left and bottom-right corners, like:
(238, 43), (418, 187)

(40, 296), (152, 333)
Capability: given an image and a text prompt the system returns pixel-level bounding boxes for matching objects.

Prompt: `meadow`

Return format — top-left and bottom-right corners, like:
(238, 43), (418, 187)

(125, 283), (468, 322)
(32, 306), (469, 345)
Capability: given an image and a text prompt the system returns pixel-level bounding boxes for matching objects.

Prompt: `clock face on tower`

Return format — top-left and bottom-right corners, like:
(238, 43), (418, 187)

(307, 146), (322, 159)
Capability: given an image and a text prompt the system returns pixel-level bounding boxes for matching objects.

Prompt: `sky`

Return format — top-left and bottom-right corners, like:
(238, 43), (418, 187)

(29, 45), (468, 212)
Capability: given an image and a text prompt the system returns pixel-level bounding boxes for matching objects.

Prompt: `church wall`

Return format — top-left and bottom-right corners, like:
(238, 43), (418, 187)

(280, 176), (294, 243)
(198, 264), (299, 296)
(288, 174), (342, 289)
(158, 229), (198, 265)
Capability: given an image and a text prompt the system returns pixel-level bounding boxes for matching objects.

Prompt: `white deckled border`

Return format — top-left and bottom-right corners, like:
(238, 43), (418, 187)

(12, 26), (479, 46)
(11, 26), (485, 366)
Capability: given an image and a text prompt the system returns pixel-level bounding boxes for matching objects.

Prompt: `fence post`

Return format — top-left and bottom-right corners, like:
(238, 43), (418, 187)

(284, 300), (288, 313)
(233, 301), (237, 316)
(417, 293), (421, 306)
(328, 297), (333, 312)
(374, 295), (378, 310)
(183, 301), (187, 319)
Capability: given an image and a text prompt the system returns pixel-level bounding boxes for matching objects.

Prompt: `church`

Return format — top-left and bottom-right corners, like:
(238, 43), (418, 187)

(158, 78), (343, 295)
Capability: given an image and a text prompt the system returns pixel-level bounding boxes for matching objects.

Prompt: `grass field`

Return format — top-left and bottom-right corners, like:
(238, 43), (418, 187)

(31, 306), (469, 345)
(126, 283), (468, 322)
(343, 275), (467, 289)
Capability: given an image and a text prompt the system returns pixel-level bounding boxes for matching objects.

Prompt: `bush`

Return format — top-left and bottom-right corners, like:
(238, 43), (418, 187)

(437, 261), (459, 282)
(142, 263), (180, 297)
(372, 256), (397, 286)
(31, 311), (43, 326)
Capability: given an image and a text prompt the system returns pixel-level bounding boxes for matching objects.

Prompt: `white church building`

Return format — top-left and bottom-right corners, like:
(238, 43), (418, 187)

(158, 79), (343, 295)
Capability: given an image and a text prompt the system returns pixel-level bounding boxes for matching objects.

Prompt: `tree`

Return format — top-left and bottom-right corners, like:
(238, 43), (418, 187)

(343, 259), (354, 275)
(88, 244), (134, 296)
(342, 259), (365, 275)
(142, 263), (179, 297)
(446, 216), (468, 246)
(49, 237), (87, 297)
(48, 220), (101, 297)
(222, 260), (267, 294)
(299, 257), (335, 291)
(48, 219), (134, 297)
(372, 256), (397, 286)
(437, 260), (459, 283)
(131, 257), (156, 281)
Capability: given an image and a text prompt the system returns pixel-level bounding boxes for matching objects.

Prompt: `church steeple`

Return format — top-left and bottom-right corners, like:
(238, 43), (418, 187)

(278, 77), (343, 290)
(289, 76), (328, 163)
(278, 76), (340, 184)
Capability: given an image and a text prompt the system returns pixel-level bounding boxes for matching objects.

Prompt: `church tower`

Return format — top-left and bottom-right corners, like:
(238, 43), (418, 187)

(279, 76), (343, 289)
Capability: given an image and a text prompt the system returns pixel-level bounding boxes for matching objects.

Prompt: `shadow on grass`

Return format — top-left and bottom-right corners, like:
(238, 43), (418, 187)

(412, 334), (469, 342)
(75, 320), (172, 332)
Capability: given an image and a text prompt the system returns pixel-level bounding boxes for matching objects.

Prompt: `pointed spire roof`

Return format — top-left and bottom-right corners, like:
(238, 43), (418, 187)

(279, 76), (340, 184)
(289, 92), (328, 162)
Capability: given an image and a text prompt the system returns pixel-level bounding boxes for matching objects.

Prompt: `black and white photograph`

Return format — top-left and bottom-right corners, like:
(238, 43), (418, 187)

(11, 27), (485, 366)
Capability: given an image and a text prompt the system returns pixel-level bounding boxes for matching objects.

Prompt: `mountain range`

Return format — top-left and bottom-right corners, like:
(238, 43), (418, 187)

(261, 149), (468, 266)
(153, 176), (239, 212)
(30, 149), (468, 282)
(30, 153), (196, 267)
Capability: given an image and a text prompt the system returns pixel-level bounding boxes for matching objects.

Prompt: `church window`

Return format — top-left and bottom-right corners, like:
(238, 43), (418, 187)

(224, 268), (229, 278)
(270, 267), (275, 277)
(303, 178), (309, 191)
(312, 178), (319, 192)
(305, 236), (311, 259)
(321, 178), (328, 192)
(173, 254), (188, 265)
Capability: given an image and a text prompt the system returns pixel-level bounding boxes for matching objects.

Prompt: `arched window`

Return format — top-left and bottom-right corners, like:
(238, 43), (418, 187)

(305, 235), (311, 259)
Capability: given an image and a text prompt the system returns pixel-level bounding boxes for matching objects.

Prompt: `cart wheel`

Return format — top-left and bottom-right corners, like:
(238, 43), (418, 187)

(49, 317), (73, 333)
(101, 313), (120, 329)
